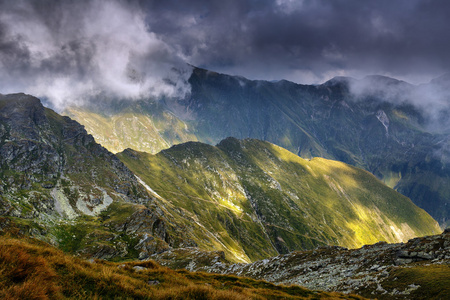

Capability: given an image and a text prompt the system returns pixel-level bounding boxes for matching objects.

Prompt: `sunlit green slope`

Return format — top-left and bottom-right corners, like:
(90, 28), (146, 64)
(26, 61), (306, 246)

(117, 138), (441, 263)
(64, 103), (197, 154)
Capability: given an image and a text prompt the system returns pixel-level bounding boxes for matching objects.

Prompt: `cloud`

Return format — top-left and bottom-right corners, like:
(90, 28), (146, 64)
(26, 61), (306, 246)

(346, 73), (450, 133)
(1, 0), (450, 110)
(138, 0), (450, 84)
(349, 76), (413, 104)
(0, 0), (192, 110)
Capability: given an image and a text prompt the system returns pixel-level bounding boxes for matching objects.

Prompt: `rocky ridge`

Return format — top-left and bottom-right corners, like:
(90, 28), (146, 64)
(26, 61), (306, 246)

(152, 229), (450, 299)
(0, 94), (147, 218)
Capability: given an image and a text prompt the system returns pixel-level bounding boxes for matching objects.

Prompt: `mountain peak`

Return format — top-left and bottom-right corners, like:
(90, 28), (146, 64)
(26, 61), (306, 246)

(216, 136), (241, 147)
(0, 93), (43, 111)
(322, 76), (356, 87)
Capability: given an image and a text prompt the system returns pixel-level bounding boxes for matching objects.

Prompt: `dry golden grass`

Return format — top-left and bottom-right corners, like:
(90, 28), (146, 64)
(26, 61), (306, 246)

(0, 234), (366, 299)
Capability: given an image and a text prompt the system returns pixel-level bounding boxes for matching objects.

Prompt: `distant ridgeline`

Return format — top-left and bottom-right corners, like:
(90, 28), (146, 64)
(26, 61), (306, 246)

(65, 68), (450, 228)
(0, 94), (440, 263)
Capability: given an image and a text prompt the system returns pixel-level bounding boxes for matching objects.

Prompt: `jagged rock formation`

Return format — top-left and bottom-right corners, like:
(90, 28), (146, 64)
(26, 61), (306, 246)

(118, 138), (440, 262)
(152, 229), (450, 299)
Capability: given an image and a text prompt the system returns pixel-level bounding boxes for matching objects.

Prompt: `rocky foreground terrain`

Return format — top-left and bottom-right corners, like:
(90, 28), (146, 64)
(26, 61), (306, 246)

(152, 229), (450, 299)
(0, 234), (365, 300)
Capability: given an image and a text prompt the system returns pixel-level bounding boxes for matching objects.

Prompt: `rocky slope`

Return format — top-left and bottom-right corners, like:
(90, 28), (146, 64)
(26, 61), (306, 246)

(0, 93), (141, 217)
(152, 229), (450, 300)
(64, 68), (450, 227)
(0, 93), (192, 260)
(117, 138), (440, 263)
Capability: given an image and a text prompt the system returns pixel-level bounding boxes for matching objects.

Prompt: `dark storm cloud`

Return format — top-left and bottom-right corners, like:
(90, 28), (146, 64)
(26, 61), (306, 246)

(1, 0), (450, 109)
(138, 0), (450, 84)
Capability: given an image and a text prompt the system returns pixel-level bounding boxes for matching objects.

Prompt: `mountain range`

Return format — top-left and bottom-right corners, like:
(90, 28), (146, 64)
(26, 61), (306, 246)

(64, 67), (450, 227)
(0, 93), (440, 264)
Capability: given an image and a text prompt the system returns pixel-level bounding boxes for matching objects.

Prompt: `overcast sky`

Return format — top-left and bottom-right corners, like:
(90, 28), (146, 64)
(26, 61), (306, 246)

(1, 0), (450, 107)
(141, 0), (450, 84)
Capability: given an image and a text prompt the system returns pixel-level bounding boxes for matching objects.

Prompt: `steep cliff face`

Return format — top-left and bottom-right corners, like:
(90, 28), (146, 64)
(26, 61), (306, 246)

(118, 138), (441, 262)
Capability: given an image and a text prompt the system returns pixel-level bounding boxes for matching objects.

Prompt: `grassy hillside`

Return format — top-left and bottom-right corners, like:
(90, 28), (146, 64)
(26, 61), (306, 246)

(117, 138), (441, 262)
(0, 234), (365, 300)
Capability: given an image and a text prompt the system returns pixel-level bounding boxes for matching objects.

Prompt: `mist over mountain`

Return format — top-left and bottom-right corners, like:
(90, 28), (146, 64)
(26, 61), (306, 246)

(3, 0), (450, 109)
(64, 68), (450, 228)
(348, 74), (450, 134)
